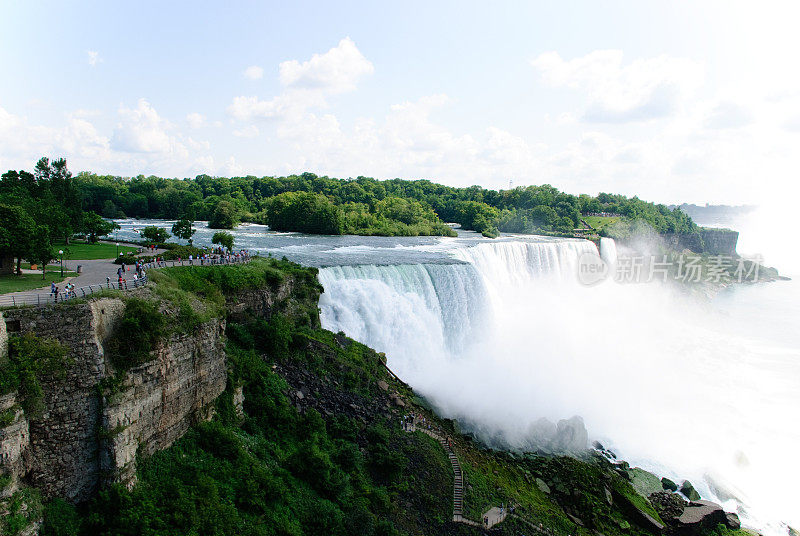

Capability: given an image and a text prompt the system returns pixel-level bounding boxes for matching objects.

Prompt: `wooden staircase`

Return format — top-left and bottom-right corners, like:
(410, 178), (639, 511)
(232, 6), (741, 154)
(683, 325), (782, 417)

(413, 424), (480, 525)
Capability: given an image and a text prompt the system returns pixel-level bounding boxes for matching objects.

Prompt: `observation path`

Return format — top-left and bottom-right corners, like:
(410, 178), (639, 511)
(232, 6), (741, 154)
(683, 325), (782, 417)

(405, 418), (500, 529)
(405, 417), (566, 535)
(0, 252), (250, 308)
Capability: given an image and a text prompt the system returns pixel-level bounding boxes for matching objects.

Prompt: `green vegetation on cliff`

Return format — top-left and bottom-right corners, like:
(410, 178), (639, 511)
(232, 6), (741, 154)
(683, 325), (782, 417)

(0, 333), (69, 418)
(33, 260), (721, 536)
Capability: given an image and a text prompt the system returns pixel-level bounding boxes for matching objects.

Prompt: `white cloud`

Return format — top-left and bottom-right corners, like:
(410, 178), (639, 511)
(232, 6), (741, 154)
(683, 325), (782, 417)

(279, 37), (373, 93)
(228, 95), (283, 121)
(112, 99), (175, 153)
(87, 50), (101, 67)
(186, 112), (205, 129)
(232, 125), (259, 138)
(243, 65), (264, 80)
(531, 50), (703, 123)
(229, 38), (373, 127)
(704, 101), (754, 129)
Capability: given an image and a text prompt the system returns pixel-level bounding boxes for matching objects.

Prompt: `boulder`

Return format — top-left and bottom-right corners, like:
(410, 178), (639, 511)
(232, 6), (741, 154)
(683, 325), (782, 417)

(676, 500), (727, 536)
(628, 468), (664, 498)
(661, 478), (678, 492)
(535, 478), (551, 494)
(377, 380), (389, 391)
(554, 416), (589, 452)
(725, 513), (741, 530)
(680, 480), (701, 501)
(612, 489), (665, 533)
(648, 491), (687, 522)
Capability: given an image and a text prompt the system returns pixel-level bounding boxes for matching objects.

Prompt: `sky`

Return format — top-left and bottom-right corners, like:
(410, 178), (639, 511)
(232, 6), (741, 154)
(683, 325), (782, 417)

(2, 0), (800, 205)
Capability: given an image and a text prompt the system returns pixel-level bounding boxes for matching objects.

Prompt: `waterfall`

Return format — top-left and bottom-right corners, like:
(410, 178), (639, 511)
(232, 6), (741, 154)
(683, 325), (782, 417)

(599, 237), (618, 266)
(318, 237), (598, 387)
(318, 236), (800, 533)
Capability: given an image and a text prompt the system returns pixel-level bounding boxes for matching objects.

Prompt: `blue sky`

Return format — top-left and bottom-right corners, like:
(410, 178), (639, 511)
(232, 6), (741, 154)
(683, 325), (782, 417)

(2, 1), (800, 204)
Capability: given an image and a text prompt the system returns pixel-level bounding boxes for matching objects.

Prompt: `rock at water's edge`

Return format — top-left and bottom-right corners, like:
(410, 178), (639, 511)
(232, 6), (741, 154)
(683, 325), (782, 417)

(680, 480), (701, 501)
(661, 477), (678, 492)
(677, 500), (727, 535)
(725, 512), (741, 530)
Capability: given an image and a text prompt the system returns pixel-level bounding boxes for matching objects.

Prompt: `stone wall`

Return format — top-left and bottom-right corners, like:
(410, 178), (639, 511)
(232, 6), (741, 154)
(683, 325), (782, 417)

(1, 302), (111, 502)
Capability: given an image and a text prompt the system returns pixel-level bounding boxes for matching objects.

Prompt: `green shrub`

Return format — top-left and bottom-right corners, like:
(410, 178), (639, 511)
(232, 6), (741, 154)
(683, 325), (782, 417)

(41, 498), (80, 536)
(0, 334), (68, 418)
(105, 298), (166, 370)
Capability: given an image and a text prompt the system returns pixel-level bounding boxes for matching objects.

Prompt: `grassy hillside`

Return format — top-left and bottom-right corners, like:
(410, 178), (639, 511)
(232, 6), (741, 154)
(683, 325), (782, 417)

(32, 259), (717, 536)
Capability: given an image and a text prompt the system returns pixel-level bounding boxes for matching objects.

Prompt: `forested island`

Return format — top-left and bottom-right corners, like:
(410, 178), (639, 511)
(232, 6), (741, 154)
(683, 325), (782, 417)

(69, 165), (696, 238)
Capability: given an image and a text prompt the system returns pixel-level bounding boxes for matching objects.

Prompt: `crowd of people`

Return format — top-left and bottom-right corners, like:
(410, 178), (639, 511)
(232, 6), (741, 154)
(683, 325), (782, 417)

(45, 247), (252, 303)
(50, 281), (77, 301)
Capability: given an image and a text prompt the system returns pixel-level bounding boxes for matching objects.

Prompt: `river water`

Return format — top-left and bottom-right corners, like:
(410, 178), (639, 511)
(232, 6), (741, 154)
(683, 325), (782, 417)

(113, 219), (800, 534)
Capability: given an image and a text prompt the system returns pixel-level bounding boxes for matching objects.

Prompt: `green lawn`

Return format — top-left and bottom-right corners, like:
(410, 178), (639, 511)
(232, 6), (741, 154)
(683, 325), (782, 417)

(582, 215), (621, 231)
(54, 241), (138, 260)
(0, 273), (69, 294)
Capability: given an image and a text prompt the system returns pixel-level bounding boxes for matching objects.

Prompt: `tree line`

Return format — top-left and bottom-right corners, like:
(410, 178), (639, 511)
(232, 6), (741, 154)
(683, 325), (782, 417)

(75, 170), (697, 237)
(0, 158), (699, 277)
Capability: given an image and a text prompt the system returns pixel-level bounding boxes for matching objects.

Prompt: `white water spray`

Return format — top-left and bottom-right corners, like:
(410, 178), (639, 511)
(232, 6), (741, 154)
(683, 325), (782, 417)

(318, 237), (799, 535)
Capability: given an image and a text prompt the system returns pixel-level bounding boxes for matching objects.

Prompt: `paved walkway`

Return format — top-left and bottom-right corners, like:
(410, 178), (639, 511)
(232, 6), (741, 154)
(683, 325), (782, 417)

(1, 242), (164, 301)
(1, 250), (248, 307)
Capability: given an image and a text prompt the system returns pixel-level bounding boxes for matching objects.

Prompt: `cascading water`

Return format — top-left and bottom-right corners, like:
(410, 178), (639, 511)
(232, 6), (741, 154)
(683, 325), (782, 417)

(318, 263), (490, 376)
(318, 235), (800, 535)
(319, 239), (598, 376)
(319, 238), (600, 447)
(599, 237), (618, 266)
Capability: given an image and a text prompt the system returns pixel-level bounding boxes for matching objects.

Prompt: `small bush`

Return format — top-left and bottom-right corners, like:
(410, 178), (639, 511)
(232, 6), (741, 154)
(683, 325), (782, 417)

(106, 298), (166, 370)
(0, 334), (68, 418)
(41, 498), (80, 536)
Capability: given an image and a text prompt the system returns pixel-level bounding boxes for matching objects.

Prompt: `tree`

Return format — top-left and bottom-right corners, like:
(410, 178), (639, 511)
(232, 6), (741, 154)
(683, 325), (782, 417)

(263, 192), (343, 234)
(34, 157), (82, 244)
(27, 226), (56, 280)
(141, 226), (170, 244)
(0, 204), (35, 275)
(82, 212), (120, 243)
(211, 231), (234, 251)
(171, 218), (196, 245)
(208, 201), (239, 229)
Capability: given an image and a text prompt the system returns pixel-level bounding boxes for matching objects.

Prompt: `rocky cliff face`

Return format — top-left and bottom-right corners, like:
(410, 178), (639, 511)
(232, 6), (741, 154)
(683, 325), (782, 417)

(100, 314), (227, 488)
(0, 297), (226, 503)
(0, 271), (320, 505)
(662, 229), (739, 256)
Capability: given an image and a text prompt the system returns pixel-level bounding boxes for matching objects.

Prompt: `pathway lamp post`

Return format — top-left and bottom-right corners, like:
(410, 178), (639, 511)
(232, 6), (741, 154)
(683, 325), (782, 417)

(59, 250), (64, 277)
